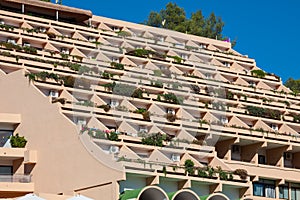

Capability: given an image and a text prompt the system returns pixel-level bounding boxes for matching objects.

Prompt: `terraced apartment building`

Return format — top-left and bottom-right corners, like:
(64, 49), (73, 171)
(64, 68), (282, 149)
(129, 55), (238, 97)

(0, 0), (299, 199)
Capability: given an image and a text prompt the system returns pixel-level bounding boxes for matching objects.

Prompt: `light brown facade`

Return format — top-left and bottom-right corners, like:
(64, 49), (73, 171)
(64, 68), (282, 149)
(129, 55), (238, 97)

(0, 0), (299, 200)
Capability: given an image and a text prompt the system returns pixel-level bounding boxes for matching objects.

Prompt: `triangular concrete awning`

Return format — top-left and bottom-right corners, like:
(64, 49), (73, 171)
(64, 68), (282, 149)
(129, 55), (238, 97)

(143, 31), (154, 38)
(165, 36), (178, 43)
(148, 104), (166, 116)
(256, 81), (272, 90)
(279, 124), (298, 135)
(44, 42), (59, 52)
(98, 22), (112, 31)
(121, 57), (137, 67)
(72, 32), (88, 41)
(118, 121), (137, 135)
(202, 112), (218, 124)
(234, 77), (249, 86)
(98, 37), (111, 45)
(96, 52), (111, 62)
(231, 62), (245, 71)
(118, 145), (140, 160)
(91, 94), (106, 106)
(176, 129), (195, 142)
(209, 156), (231, 171)
(169, 66), (183, 75)
(180, 153), (203, 167)
(20, 22), (33, 29)
(189, 54), (204, 63)
(206, 44), (218, 51)
(120, 99), (137, 111)
(211, 58), (223, 66)
(60, 90), (76, 102)
(144, 61), (160, 70)
(148, 149), (173, 164)
(186, 40), (199, 48)
(228, 116), (250, 129)
(87, 117), (107, 130)
(253, 120), (272, 132)
(121, 41), (134, 49)
(166, 49), (179, 57)
(277, 85), (290, 93)
(47, 27), (61, 35)
(70, 47), (86, 58)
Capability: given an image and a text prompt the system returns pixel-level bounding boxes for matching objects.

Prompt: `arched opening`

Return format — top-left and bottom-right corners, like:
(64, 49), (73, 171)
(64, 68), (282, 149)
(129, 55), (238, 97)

(173, 190), (199, 200)
(207, 193), (230, 200)
(138, 186), (168, 200)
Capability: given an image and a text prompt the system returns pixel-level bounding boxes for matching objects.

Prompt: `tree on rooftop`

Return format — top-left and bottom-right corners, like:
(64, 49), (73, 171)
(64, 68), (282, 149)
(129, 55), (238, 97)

(285, 78), (300, 94)
(144, 2), (230, 42)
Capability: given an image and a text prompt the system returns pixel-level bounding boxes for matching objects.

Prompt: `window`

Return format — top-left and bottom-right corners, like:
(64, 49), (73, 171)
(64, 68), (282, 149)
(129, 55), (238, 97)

(0, 166), (12, 175)
(291, 187), (300, 200)
(253, 180), (276, 198)
(0, 130), (13, 147)
(279, 185), (289, 199)
(258, 155), (266, 164)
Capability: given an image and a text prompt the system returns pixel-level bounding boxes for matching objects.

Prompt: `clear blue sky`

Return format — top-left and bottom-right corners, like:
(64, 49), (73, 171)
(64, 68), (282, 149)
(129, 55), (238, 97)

(60, 0), (299, 83)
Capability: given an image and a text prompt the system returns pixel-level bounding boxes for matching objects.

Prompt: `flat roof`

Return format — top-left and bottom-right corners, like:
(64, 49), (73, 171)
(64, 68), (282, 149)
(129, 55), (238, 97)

(0, 0), (92, 21)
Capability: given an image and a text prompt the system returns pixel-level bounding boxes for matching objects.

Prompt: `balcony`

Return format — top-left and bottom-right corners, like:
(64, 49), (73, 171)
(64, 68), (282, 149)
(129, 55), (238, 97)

(0, 174), (34, 192)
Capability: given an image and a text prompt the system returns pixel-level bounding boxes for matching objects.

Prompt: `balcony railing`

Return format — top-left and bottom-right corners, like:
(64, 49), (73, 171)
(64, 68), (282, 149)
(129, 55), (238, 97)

(0, 174), (31, 183)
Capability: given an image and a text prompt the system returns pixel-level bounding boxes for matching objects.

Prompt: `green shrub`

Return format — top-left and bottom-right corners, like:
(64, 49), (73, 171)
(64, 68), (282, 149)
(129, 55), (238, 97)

(10, 133), (27, 148)
(142, 133), (166, 147)
(184, 159), (195, 175)
(251, 69), (266, 78)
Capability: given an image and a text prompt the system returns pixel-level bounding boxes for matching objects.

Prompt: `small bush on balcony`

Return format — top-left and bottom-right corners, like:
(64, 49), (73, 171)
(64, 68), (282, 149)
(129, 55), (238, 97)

(226, 90), (234, 100)
(197, 168), (208, 178)
(184, 159), (195, 175)
(110, 62), (124, 70)
(168, 55), (183, 63)
(113, 84), (136, 97)
(190, 84), (200, 93)
(106, 131), (119, 141)
(46, 32), (56, 38)
(60, 53), (69, 60)
(10, 133), (27, 148)
(166, 113), (176, 122)
(78, 65), (91, 75)
(142, 132), (167, 147)
(61, 76), (75, 87)
(151, 80), (163, 88)
(251, 69), (266, 78)
(102, 82), (116, 92)
(117, 31), (132, 37)
(134, 108), (151, 121)
(130, 48), (155, 58)
(157, 93), (183, 105)
(23, 46), (37, 54)
(131, 88), (144, 99)
(246, 106), (281, 120)
(101, 72), (114, 79)
(207, 166), (215, 178)
(98, 104), (111, 112)
(234, 169), (248, 180)
(76, 100), (94, 107)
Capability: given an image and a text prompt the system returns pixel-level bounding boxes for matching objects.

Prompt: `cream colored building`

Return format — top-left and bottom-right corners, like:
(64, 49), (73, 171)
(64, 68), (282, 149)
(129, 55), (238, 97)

(0, 0), (299, 199)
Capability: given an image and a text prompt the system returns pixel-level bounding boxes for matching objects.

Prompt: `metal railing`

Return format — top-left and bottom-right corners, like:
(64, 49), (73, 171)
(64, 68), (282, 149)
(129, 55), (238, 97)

(0, 174), (31, 183)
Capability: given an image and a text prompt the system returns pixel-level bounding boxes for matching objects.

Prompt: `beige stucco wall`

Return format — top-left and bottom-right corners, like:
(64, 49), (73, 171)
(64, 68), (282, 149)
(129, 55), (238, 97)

(0, 70), (125, 199)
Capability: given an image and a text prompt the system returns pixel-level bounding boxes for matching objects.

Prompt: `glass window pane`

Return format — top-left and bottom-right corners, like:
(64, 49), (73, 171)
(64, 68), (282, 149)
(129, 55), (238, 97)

(279, 186), (288, 199)
(265, 185), (275, 198)
(291, 188), (296, 200)
(0, 166), (12, 175)
(0, 130), (13, 147)
(254, 183), (264, 197)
